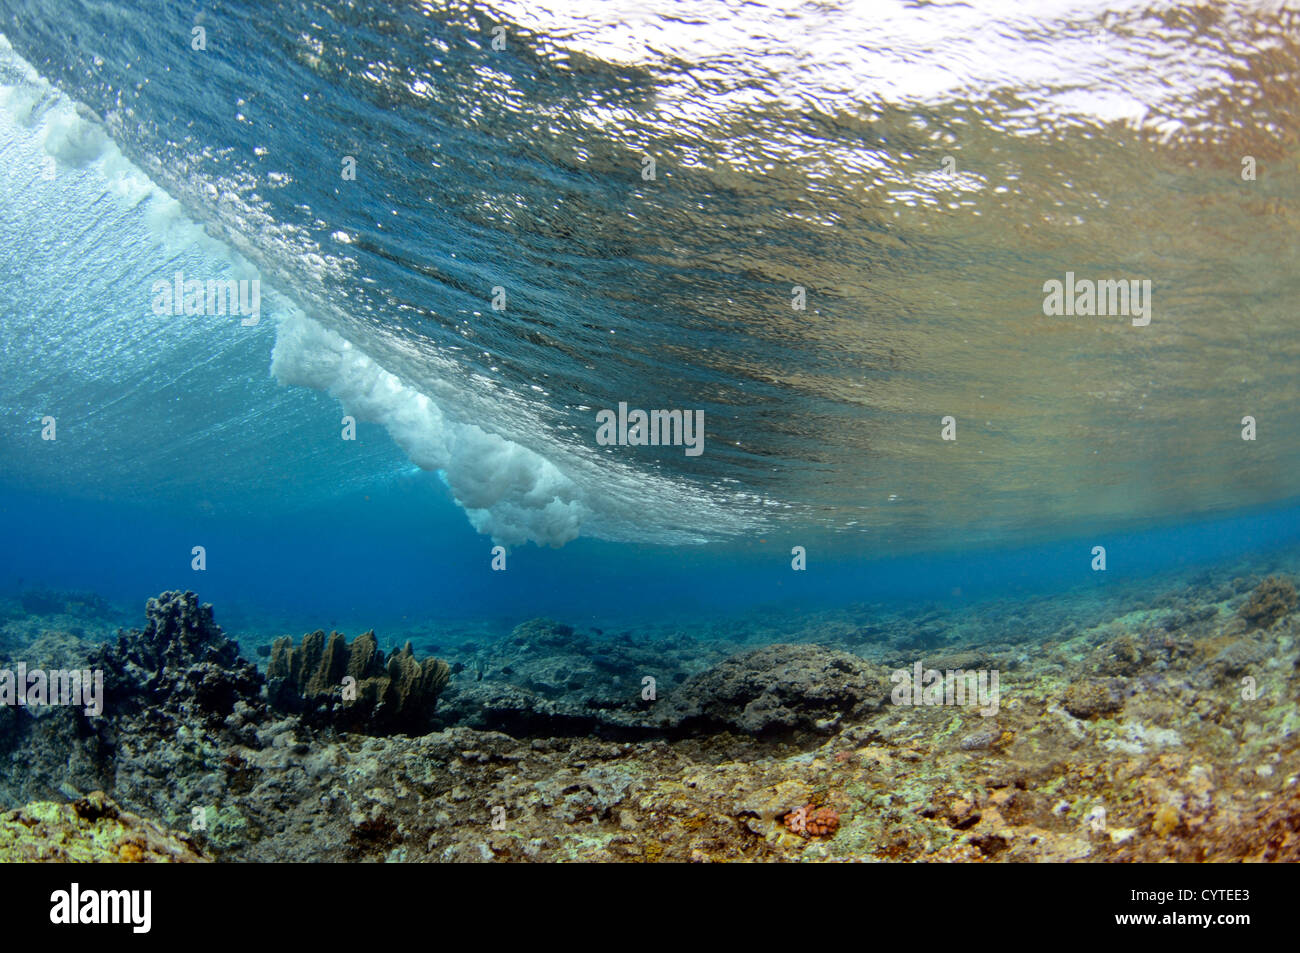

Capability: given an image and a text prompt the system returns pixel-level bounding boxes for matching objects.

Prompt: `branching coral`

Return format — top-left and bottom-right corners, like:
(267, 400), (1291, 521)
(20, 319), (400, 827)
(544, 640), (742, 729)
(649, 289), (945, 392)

(266, 630), (450, 735)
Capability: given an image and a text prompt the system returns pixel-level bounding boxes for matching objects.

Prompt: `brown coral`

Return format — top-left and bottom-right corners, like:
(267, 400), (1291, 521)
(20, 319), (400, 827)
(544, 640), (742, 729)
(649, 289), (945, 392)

(1238, 575), (1297, 629)
(785, 804), (840, 838)
(266, 630), (451, 735)
(1061, 677), (1124, 719)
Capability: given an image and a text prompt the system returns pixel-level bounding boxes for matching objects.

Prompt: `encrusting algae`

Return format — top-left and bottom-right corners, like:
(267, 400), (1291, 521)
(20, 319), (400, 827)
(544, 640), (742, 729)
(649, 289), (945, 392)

(0, 792), (205, 863)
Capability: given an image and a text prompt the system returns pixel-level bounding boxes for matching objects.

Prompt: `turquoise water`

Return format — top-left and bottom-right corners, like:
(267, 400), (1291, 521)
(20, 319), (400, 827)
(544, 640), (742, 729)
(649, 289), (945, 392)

(1, 1), (1298, 637)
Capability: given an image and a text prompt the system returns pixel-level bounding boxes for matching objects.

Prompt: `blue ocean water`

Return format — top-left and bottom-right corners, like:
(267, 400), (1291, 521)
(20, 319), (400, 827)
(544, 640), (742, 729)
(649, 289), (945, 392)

(1, 1), (1298, 639)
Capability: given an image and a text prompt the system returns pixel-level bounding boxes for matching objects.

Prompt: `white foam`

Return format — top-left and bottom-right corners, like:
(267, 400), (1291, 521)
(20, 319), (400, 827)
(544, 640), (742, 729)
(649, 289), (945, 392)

(0, 35), (256, 262)
(271, 313), (591, 546)
(40, 106), (106, 166)
(269, 310), (769, 546)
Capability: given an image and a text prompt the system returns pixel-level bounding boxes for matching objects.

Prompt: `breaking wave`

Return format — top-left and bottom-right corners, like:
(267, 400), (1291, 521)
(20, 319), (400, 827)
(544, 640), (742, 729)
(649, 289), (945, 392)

(2, 1), (1299, 551)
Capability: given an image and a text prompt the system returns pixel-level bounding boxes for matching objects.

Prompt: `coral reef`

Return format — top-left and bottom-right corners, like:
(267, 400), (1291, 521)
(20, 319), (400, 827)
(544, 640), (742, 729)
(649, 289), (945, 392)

(0, 589), (127, 657)
(90, 590), (262, 722)
(17, 588), (115, 619)
(1238, 575), (1297, 629)
(0, 563), (1298, 863)
(655, 643), (891, 735)
(0, 791), (206, 862)
(432, 617), (714, 737)
(1061, 678), (1125, 719)
(266, 630), (451, 734)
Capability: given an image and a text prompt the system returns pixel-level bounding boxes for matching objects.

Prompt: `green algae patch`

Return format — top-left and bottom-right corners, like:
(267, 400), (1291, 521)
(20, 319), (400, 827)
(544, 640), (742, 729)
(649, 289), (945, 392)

(0, 792), (207, 863)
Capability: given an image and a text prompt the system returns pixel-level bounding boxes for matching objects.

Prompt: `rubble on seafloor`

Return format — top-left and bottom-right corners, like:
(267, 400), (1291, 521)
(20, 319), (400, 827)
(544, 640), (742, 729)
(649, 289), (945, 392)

(0, 567), (1296, 862)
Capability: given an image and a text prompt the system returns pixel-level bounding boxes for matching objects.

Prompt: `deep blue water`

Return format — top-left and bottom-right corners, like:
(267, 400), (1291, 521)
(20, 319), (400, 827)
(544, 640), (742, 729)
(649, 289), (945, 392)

(1, 1), (1297, 639)
(3, 484), (1299, 636)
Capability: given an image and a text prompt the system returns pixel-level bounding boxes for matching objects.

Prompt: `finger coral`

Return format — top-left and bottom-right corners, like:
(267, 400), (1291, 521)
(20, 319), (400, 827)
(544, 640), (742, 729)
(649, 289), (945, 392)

(266, 630), (451, 735)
